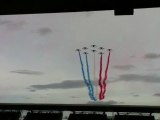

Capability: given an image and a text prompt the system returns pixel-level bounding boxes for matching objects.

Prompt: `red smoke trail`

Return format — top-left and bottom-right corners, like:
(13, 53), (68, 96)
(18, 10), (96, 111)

(98, 54), (103, 100)
(102, 50), (111, 99)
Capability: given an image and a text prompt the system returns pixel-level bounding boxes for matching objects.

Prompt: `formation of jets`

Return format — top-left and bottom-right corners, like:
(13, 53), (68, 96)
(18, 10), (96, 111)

(76, 45), (112, 53)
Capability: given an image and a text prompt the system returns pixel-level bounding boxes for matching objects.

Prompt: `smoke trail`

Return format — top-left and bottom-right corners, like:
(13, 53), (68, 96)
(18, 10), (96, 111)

(102, 50), (111, 99)
(85, 53), (97, 101)
(93, 52), (98, 99)
(78, 51), (93, 100)
(98, 54), (103, 100)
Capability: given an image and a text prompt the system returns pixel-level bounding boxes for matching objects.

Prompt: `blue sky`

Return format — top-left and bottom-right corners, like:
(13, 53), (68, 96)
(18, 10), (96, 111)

(0, 8), (160, 105)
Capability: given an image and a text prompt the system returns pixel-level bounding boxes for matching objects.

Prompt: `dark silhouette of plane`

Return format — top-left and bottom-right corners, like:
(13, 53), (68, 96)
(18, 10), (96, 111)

(99, 47), (104, 50)
(84, 52), (89, 54)
(108, 49), (112, 51)
(91, 45), (97, 48)
(92, 50), (96, 52)
(99, 52), (104, 55)
(83, 47), (88, 50)
(76, 49), (81, 52)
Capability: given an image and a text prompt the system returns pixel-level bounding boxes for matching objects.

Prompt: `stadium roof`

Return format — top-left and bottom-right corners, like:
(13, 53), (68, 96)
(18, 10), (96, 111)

(0, 0), (160, 15)
(0, 104), (160, 113)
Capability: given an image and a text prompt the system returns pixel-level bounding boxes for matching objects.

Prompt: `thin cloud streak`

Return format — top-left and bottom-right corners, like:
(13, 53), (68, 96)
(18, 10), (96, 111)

(113, 65), (135, 70)
(0, 19), (26, 30)
(30, 80), (84, 90)
(133, 94), (140, 97)
(28, 73), (160, 91)
(37, 27), (52, 35)
(154, 93), (160, 97)
(10, 70), (44, 75)
(144, 53), (160, 59)
(29, 79), (114, 91)
(115, 74), (160, 83)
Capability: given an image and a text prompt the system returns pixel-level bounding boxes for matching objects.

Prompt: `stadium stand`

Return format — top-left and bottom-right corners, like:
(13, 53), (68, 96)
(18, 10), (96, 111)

(0, 104), (160, 120)
(24, 112), (63, 120)
(114, 115), (155, 120)
(0, 111), (21, 120)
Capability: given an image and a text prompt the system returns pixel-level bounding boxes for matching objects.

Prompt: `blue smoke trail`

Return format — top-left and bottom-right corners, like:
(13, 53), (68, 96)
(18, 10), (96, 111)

(85, 54), (97, 101)
(78, 51), (93, 100)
